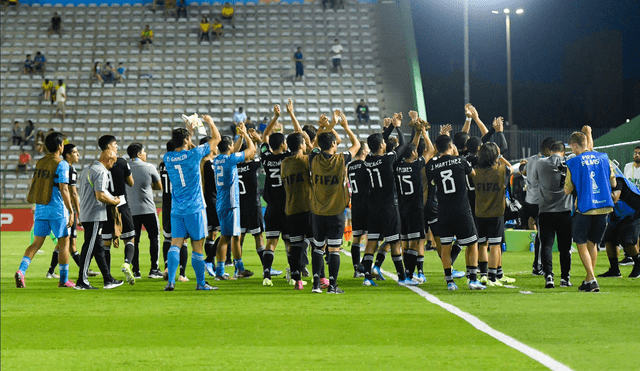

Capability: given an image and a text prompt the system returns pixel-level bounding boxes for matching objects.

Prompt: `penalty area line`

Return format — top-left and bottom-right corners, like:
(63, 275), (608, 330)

(341, 250), (573, 371)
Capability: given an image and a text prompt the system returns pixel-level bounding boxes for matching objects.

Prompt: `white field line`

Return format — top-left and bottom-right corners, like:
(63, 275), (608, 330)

(341, 250), (574, 371)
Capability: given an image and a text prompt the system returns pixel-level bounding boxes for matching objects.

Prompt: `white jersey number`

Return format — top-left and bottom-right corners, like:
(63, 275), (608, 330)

(366, 168), (383, 188)
(441, 169), (456, 194)
(268, 168), (282, 187)
(348, 173), (358, 194)
(397, 175), (414, 195)
(173, 164), (186, 187)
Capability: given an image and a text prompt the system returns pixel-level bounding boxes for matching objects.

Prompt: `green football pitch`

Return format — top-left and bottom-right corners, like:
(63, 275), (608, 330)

(1, 231), (638, 371)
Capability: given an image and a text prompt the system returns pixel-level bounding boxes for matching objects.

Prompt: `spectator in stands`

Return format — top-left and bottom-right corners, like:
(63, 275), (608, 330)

(34, 52), (46, 75)
(35, 141), (45, 155)
(48, 12), (61, 36)
(322, 0), (335, 10)
(624, 146), (640, 188)
(12, 121), (22, 146)
(140, 25), (154, 50)
(24, 54), (34, 75)
(23, 120), (35, 146)
(212, 18), (223, 40)
(176, 0), (187, 20)
(102, 62), (115, 83)
(116, 62), (126, 83)
(245, 117), (255, 131)
(92, 62), (104, 85)
(331, 39), (343, 74)
(221, 2), (235, 29)
(294, 47), (304, 80)
(42, 78), (54, 102)
(3, 0), (19, 11)
(233, 107), (246, 126)
(356, 99), (370, 124)
(199, 16), (211, 44)
(55, 79), (66, 120)
(258, 117), (268, 133)
(16, 148), (31, 175)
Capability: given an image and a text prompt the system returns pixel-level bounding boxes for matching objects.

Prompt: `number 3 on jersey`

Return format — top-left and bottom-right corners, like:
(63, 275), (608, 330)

(441, 169), (456, 194)
(269, 168), (282, 187)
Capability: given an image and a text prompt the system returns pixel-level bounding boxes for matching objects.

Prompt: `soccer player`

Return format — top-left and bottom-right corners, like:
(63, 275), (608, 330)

(529, 141), (573, 288)
(564, 127), (616, 292)
(98, 135), (139, 278)
(158, 142), (189, 282)
(15, 132), (76, 288)
(212, 122), (256, 280)
(46, 144), (99, 279)
(309, 110), (360, 294)
(199, 136), (223, 278)
(472, 141), (513, 287)
(76, 149), (124, 290)
(260, 105), (294, 284)
(427, 134), (484, 290)
(347, 141), (370, 277)
(281, 99), (314, 289)
(361, 113), (417, 287)
(163, 115), (220, 291)
(127, 143), (163, 286)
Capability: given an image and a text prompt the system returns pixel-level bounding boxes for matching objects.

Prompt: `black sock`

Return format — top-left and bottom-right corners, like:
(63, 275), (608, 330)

(289, 246), (302, 281)
(478, 261), (488, 277)
(179, 244), (188, 276)
(392, 254), (406, 281)
(124, 241), (134, 265)
(312, 248), (324, 286)
(263, 250), (274, 279)
(48, 250), (59, 274)
(72, 251), (81, 267)
(375, 249), (387, 268)
(104, 248), (111, 272)
(488, 268), (497, 281)
(497, 266), (503, 279)
(468, 266), (478, 282)
(256, 246), (265, 265)
(351, 243), (361, 270)
(204, 238), (215, 263)
(319, 249), (326, 278)
(608, 257), (620, 272)
(328, 251), (340, 287)
(444, 267), (453, 283)
(362, 253), (374, 281)
(404, 249), (418, 279)
(632, 254), (640, 266)
(163, 240), (170, 269)
(417, 255), (424, 274)
(451, 244), (461, 264)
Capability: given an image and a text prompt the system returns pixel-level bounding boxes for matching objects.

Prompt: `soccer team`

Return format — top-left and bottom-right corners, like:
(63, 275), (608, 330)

(14, 101), (640, 293)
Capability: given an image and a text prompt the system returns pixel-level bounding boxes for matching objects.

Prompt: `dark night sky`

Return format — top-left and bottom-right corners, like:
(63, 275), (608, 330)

(410, 0), (640, 127)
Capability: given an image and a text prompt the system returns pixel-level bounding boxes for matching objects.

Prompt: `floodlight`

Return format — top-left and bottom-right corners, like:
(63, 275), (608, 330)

(516, 9), (524, 14)
(492, 10), (499, 14)
(504, 8), (510, 14)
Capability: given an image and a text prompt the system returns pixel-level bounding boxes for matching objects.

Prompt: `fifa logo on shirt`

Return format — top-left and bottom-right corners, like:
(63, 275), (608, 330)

(590, 171), (598, 191)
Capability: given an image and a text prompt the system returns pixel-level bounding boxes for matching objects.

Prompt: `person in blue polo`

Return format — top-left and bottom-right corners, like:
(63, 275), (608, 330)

(564, 126), (616, 292)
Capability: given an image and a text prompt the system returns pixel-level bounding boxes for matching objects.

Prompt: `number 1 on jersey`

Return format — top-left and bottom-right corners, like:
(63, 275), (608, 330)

(366, 168), (382, 188)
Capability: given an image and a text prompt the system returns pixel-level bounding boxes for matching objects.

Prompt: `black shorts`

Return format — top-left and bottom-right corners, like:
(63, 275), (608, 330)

(264, 204), (288, 240)
(367, 204), (401, 242)
(572, 212), (608, 245)
(206, 204), (220, 233)
(240, 205), (264, 236)
(162, 206), (171, 239)
(476, 216), (504, 245)
(400, 208), (425, 241)
(520, 201), (539, 226)
(602, 214), (640, 246)
(351, 205), (368, 237)
(287, 211), (311, 245)
(428, 218), (443, 237)
(103, 203), (135, 240)
(332, 58), (341, 68)
(311, 213), (345, 248)
(438, 212), (478, 246)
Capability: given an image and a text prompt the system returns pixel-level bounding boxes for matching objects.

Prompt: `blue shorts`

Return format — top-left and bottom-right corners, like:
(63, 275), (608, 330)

(171, 209), (207, 241)
(218, 207), (241, 237)
(34, 218), (70, 239)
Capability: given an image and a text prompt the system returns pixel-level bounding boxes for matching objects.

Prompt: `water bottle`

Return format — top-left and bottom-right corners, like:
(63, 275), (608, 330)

(501, 242), (506, 252)
(529, 241), (534, 252)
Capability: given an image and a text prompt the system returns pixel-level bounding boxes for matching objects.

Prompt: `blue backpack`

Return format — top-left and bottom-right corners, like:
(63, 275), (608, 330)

(612, 167), (640, 220)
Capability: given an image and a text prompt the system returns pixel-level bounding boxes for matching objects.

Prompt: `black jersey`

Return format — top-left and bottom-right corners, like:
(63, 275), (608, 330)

(465, 154), (478, 213)
(68, 165), (78, 187)
(395, 157), (425, 213)
(238, 158), (262, 209)
(202, 159), (218, 208)
(424, 157), (439, 218)
(426, 154), (473, 219)
(106, 157), (131, 197)
(347, 159), (370, 212)
(158, 161), (172, 211)
(364, 152), (399, 207)
(260, 143), (291, 209)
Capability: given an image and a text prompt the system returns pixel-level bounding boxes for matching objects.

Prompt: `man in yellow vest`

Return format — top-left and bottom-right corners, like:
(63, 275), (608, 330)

(140, 25), (154, 50)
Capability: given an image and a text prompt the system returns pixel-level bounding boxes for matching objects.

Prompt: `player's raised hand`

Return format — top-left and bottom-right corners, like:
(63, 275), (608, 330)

(236, 121), (247, 136)
(464, 103), (473, 118)
(439, 124), (452, 136)
(332, 109), (341, 123)
(392, 112), (403, 127)
(383, 117), (391, 128)
(581, 125), (592, 134)
(203, 114), (214, 125)
(408, 110), (419, 123)
(274, 104), (281, 117)
(286, 98), (294, 113)
(339, 111), (348, 127)
(492, 116), (504, 132)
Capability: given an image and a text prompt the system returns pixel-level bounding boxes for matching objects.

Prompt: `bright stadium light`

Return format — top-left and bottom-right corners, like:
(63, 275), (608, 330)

(516, 8), (524, 14)
(492, 10), (500, 14)
(504, 8), (510, 14)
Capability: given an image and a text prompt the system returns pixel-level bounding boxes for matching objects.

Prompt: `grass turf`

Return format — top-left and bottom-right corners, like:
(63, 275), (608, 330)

(1, 231), (638, 370)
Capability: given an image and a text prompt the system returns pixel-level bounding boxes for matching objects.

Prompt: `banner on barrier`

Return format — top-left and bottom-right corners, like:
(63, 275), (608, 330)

(1, 208), (34, 232)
